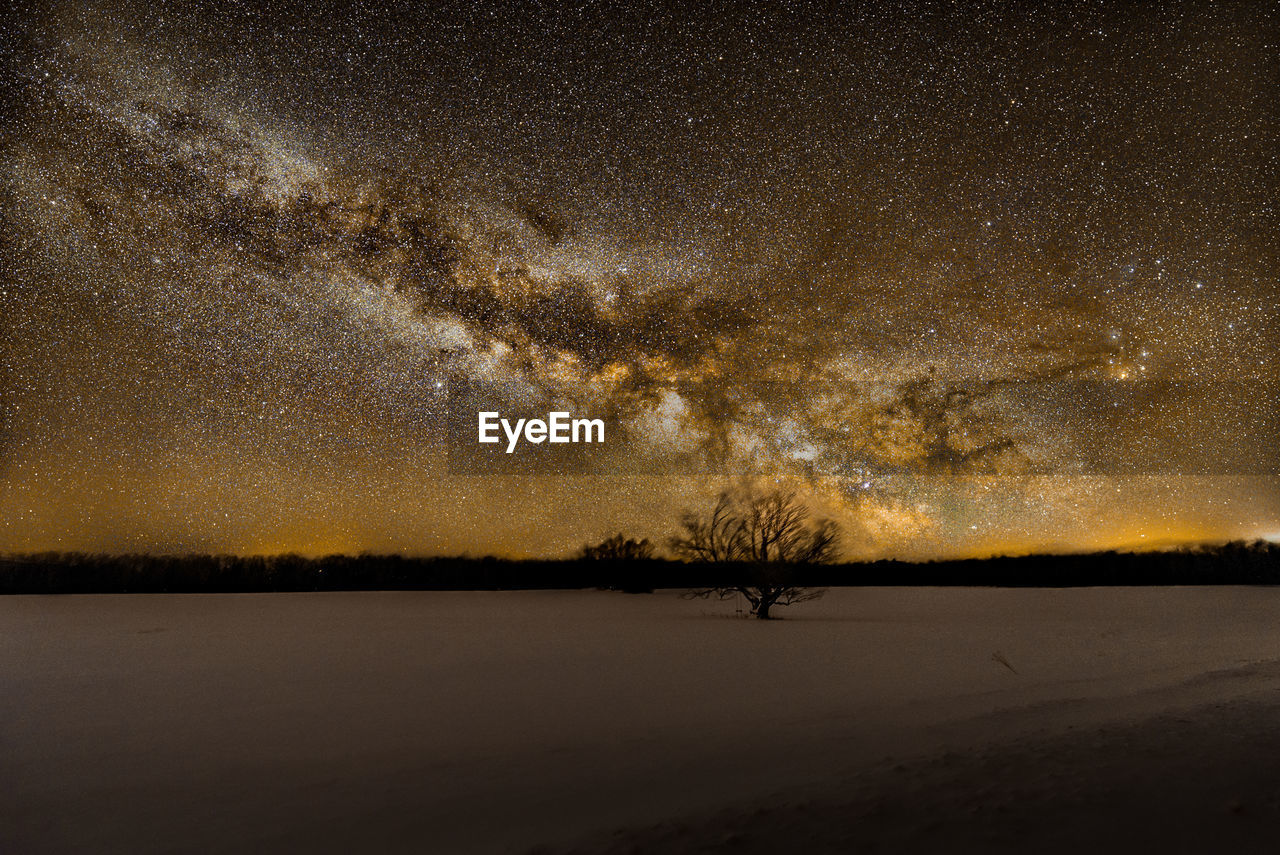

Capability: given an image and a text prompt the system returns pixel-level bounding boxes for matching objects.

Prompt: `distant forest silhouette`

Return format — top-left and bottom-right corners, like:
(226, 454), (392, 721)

(1, 542), (1277, 595)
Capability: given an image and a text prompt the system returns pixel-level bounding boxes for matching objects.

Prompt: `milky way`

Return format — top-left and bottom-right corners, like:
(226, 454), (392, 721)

(2, 0), (1276, 558)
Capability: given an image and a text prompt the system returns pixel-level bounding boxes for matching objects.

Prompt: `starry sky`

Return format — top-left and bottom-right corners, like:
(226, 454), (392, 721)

(2, 0), (1276, 559)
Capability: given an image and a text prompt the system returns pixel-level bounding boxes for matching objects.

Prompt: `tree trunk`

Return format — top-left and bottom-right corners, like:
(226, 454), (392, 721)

(756, 597), (774, 620)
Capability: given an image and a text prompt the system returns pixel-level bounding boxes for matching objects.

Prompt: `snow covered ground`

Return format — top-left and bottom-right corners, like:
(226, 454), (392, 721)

(3, 587), (1280, 853)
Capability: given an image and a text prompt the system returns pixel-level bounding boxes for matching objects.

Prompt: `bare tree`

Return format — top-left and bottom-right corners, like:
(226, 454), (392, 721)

(580, 533), (654, 561)
(671, 489), (838, 619)
(669, 493), (741, 562)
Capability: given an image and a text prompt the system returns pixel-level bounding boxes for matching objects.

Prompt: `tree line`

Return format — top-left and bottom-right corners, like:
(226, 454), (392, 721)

(2, 533), (1277, 603)
(2, 483), (1276, 606)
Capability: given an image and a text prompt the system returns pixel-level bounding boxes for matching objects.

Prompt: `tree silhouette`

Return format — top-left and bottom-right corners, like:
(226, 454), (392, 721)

(669, 493), (741, 562)
(670, 488), (838, 618)
(579, 533), (654, 561)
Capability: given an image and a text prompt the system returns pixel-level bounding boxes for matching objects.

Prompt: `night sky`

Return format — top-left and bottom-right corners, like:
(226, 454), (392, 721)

(3, 0), (1276, 558)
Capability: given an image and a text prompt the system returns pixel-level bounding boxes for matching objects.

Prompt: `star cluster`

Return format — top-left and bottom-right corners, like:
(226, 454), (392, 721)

(2, 0), (1276, 557)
